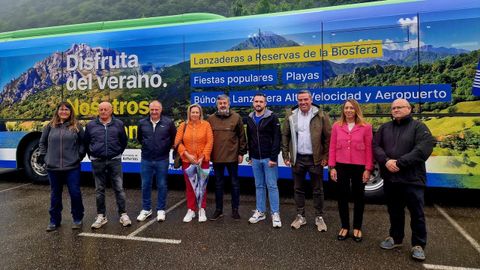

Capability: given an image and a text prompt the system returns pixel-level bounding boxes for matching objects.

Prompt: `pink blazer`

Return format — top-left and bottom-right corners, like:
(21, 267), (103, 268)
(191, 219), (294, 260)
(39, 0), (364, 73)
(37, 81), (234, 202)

(328, 122), (374, 171)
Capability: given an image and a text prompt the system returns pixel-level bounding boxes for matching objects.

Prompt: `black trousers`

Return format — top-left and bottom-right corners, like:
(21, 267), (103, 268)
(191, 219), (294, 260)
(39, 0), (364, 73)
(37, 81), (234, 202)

(292, 154), (324, 216)
(213, 162), (240, 211)
(335, 163), (365, 230)
(384, 181), (427, 248)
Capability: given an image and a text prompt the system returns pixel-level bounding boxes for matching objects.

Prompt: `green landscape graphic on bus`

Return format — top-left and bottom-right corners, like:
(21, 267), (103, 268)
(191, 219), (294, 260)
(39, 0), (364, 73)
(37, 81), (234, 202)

(0, 2), (479, 188)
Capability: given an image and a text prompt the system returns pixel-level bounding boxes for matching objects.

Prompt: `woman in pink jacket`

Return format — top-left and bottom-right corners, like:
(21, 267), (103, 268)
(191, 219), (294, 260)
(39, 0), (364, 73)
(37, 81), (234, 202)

(329, 99), (373, 242)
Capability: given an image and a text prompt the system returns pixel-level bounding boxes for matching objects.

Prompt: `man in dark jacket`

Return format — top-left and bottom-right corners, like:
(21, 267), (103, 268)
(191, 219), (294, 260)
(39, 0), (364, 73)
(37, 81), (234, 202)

(136, 100), (176, 222)
(85, 101), (130, 229)
(207, 94), (247, 220)
(282, 90), (331, 232)
(374, 98), (435, 261)
(246, 93), (282, 227)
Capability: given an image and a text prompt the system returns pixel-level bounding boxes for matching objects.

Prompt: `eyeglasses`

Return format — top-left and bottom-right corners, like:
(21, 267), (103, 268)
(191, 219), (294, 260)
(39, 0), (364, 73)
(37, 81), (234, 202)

(391, 106), (408, 110)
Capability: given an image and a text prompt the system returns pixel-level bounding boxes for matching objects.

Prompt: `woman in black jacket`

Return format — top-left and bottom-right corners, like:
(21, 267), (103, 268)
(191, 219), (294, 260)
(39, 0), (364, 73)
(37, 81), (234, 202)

(39, 101), (85, 232)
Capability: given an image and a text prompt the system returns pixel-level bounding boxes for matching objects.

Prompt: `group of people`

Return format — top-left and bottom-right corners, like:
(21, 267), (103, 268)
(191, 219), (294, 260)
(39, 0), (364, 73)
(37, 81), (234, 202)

(39, 90), (435, 262)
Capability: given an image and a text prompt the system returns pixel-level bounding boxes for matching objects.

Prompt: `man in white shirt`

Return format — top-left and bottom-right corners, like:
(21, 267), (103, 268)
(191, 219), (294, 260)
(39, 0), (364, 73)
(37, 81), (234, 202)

(282, 90), (332, 231)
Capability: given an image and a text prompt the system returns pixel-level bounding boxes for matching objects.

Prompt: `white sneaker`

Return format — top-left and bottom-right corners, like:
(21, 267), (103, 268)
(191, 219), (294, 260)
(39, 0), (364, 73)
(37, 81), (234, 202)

(157, 210), (166, 222)
(248, 209), (266, 224)
(272, 212), (282, 228)
(315, 216), (327, 232)
(183, 209), (196, 223)
(119, 213), (132, 227)
(198, 208), (207, 222)
(291, 214), (307, 229)
(91, 214), (108, 229)
(136, 209), (152, 222)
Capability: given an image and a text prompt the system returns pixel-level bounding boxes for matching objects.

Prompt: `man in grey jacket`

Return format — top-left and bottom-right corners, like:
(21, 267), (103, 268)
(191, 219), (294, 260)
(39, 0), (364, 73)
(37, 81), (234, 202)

(85, 101), (131, 229)
(282, 90), (331, 231)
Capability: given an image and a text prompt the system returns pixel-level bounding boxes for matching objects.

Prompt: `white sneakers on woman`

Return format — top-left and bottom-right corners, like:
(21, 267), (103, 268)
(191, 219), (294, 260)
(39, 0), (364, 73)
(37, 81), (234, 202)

(183, 209), (196, 222)
(198, 208), (207, 222)
(183, 209), (207, 222)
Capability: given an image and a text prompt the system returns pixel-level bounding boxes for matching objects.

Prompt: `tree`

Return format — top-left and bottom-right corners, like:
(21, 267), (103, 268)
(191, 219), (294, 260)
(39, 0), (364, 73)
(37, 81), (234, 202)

(256, 0), (271, 14)
(232, 0), (244, 16)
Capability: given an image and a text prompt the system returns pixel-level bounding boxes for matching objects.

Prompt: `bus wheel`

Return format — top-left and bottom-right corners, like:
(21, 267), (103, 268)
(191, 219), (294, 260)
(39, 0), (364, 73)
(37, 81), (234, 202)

(23, 139), (48, 183)
(365, 163), (384, 200)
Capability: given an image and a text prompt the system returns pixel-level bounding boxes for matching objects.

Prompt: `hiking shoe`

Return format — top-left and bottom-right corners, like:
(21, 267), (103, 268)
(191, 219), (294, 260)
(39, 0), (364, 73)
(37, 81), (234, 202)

(232, 209), (241, 220)
(183, 209), (196, 223)
(411, 246), (426, 261)
(72, 220), (82, 230)
(119, 213), (132, 227)
(198, 208), (207, 222)
(46, 223), (59, 232)
(315, 216), (327, 232)
(291, 214), (307, 229)
(156, 210), (166, 222)
(136, 209), (152, 222)
(272, 212), (282, 228)
(248, 210), (266, 224)
(210, 210), (223, 221)
(380, 237), (403, 250)
(91, 214), (108, 229)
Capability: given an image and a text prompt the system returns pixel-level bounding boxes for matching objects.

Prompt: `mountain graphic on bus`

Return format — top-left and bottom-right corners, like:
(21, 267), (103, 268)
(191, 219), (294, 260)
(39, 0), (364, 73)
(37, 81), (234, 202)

(0, 31), (474, 115)
(0, 44), (118, 107)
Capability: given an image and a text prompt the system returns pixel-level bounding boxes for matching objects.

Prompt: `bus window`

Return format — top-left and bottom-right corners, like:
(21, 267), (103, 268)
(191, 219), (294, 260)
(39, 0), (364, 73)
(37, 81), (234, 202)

(323, 14), (418, 118)
(0, 43), (68, 124)
(258, 13), (324, 113)
(419, 8), (480, 114)
(417, 8), (480, 188)
(185, 17), (264, 116)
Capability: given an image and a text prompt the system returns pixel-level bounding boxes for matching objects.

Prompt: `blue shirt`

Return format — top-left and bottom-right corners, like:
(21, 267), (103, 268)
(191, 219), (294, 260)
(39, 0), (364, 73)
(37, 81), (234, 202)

(253, 114), (264, 125)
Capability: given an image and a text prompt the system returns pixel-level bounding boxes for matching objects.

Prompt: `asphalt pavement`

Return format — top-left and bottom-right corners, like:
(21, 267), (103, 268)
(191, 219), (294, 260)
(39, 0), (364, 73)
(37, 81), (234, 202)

(0, 169), (479, 270)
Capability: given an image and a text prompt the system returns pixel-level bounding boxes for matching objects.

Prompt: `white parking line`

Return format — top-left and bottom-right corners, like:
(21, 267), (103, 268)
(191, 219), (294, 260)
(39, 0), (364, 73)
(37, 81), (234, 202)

(434, 204), (480, 254)
(0, 183), (31, 193)
(129, 198), (186, 237)
(423, 264), (480, 270)
(79, 198), (186, 244)
(78, 233), (181, 244)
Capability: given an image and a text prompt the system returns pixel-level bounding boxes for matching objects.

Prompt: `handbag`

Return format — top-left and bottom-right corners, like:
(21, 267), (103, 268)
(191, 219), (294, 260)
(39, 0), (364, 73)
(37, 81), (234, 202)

(173, 122), (186, 169)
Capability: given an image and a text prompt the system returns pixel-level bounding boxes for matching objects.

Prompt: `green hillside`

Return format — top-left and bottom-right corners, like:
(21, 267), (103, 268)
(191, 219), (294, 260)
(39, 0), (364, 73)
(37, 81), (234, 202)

(0, 0), (379, 33)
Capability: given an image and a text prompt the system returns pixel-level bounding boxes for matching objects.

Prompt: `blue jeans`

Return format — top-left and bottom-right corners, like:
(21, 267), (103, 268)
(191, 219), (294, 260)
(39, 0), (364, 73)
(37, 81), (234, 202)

(213, 162), (239, 211)
(47, 168), (84, 225)
(91, 159), (126, 216)
(251, 158), (280, 214)
(140, 159), (169, 211)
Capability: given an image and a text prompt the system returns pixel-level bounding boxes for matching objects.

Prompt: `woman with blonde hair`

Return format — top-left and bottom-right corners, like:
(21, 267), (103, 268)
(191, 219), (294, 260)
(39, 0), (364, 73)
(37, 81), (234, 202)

(174, 103), (213, 222)
(328, 99), (373, 242)
(39, 101), (86, 231)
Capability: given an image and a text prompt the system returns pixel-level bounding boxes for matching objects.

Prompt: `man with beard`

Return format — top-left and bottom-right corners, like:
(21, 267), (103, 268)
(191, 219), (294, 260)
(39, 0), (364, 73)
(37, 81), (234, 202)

(208, 94), (247, 220)
(246, 93), (282, 227)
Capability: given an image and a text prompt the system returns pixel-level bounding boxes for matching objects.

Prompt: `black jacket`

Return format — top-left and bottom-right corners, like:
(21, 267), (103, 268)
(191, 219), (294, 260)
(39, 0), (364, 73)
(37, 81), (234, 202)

(373, 115), (435, 186)
(137, 116), (176, 161)
(246, 109), (281, 162)
(84, 116), (128, 159)
(39, 122), (85, 171)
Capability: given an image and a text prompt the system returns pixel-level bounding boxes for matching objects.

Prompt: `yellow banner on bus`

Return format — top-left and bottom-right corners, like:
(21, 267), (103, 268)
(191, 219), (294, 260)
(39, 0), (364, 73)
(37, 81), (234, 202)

(190, 40), (383, 68)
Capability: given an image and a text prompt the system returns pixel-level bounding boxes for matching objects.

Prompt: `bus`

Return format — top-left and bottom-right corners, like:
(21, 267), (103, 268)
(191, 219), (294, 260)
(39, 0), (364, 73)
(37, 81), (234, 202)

(0, 0), (479, 198)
